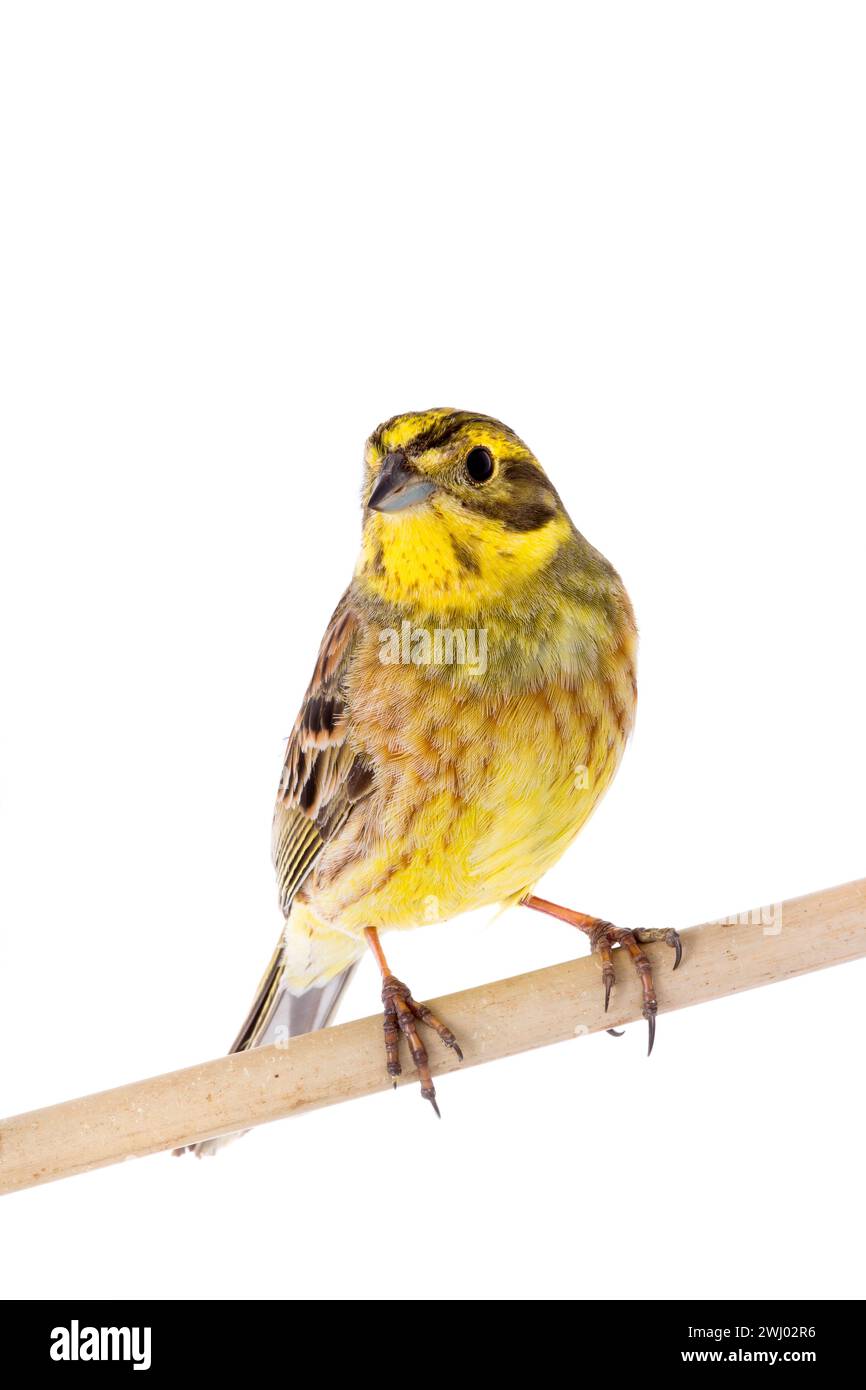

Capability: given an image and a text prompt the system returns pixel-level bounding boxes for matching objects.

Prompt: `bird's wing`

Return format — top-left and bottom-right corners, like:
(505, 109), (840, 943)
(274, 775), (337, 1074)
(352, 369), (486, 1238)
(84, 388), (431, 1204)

(272, 590), (374, 916)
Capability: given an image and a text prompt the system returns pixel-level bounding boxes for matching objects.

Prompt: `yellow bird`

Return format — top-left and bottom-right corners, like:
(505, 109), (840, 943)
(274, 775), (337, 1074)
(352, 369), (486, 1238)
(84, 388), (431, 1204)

(186, 408), (680, 1153)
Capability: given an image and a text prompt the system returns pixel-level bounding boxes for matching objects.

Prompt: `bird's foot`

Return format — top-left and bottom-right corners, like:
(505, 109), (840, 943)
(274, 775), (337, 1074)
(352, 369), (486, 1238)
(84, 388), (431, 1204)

(381, 975), (463, 1117)
(521, 897), (682, 1056)
(587, 922), (682, 1055)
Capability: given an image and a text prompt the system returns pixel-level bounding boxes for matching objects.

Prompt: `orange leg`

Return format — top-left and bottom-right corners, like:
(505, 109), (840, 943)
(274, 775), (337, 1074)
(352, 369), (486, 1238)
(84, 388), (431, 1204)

(521, 896), (682, 1056)
(364, 927), (463, 1117)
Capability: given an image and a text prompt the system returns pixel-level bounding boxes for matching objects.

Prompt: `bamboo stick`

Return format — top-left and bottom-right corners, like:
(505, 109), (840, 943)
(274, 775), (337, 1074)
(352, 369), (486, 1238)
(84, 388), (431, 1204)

(2, 878), (864, 1196)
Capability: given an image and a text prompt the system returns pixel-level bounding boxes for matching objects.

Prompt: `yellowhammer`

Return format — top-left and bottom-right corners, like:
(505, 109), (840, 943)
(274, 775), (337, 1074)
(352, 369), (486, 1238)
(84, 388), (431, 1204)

(185, 408), (680, 1154)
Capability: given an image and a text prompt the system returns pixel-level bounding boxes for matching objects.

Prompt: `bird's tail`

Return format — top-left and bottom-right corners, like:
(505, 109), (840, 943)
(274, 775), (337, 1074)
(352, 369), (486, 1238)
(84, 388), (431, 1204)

(177, 935), (357, 1158)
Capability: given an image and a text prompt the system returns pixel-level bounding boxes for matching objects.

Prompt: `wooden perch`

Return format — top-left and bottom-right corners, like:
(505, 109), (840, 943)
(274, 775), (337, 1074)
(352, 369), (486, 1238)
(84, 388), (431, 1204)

(2, 878), (864, 1196)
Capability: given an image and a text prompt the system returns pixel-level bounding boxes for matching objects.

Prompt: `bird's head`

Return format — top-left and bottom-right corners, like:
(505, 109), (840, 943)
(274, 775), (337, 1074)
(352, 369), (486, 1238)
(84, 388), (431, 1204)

(357, 409), (574, 614)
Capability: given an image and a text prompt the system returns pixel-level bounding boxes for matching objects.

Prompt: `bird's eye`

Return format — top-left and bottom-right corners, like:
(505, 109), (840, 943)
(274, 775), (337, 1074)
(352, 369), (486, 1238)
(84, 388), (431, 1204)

(465, 447), (495, 483)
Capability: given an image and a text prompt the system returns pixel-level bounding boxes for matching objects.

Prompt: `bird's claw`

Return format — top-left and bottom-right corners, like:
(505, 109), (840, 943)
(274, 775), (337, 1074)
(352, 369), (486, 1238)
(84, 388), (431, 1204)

(589, 924), (682, 1055)
(603, 970), (614, 1013)
(519, 898), (682, 1058)
(381, 976), (462, 1117)
(635, 925), (683, 970)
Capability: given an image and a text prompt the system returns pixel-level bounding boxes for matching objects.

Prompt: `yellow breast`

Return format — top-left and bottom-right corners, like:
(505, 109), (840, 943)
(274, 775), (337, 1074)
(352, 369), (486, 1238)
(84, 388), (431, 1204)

(303, 618), (635, 934)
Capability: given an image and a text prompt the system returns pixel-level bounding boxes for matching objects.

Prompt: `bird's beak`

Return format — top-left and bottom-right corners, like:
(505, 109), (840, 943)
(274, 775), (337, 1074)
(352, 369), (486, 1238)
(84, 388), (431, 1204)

(368, 451), (436, 514)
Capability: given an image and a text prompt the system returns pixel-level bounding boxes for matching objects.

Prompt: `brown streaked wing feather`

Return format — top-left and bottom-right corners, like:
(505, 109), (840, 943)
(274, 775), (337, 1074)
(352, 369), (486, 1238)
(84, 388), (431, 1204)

(272, 592), (374, 917)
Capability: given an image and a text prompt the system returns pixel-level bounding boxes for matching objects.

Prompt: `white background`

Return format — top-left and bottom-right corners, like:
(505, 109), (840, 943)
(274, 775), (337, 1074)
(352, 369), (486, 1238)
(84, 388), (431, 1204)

(1, 2), (864, 1301)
